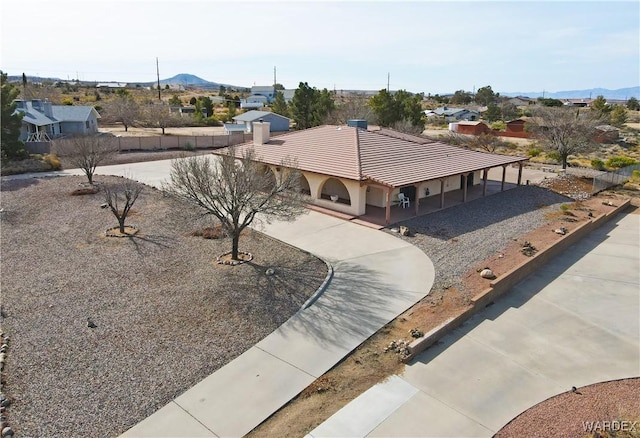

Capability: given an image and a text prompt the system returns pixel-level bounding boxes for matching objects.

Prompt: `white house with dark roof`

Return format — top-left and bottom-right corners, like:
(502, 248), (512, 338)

(13, 99), (100, 142)
(219, 121), (528, 224)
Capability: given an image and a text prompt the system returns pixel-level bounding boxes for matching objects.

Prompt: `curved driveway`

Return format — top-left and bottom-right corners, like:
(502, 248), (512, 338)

(21, 160), (435, 437)
(308, 211), (640, 437)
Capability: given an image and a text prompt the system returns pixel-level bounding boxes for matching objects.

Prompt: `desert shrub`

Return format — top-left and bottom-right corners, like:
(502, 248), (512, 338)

(631, 170), (640, 182)
(190, 225), (224, 239)
(0, 155), (59, 176)
(606, 156), (639, 169)
(490, 121), (506, 131)
(42, 154), (61, 170)
(591, 158), (606, 170)
(527, 147), (542, 157)
(560, 204), (570, 212)
(545, 151), (562, 163)
(184, 142), (194, 151)
(70, 187), (99, 196)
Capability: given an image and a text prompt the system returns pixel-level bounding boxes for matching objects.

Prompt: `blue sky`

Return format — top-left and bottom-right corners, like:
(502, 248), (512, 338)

(1, 0), (638, 94)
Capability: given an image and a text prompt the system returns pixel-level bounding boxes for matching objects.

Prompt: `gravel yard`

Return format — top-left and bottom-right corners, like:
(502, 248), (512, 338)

(0, 175), (327, 437)
(390, 185), (571, 294)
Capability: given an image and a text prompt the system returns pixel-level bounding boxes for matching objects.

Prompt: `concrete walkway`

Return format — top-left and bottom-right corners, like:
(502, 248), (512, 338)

(308, 211), (640, 437)
(10, 160), (435, 437)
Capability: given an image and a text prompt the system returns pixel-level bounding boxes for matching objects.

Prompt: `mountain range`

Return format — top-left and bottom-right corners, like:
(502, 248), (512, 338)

(7, 73), (640, 100)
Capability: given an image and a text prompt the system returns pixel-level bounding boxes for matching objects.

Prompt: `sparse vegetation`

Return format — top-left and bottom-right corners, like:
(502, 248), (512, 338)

(606, 156), (638, 169)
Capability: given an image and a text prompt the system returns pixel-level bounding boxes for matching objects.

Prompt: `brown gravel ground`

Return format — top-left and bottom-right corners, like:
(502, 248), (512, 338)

(496, 378), (640, 438)
(0, 175), (327, 437)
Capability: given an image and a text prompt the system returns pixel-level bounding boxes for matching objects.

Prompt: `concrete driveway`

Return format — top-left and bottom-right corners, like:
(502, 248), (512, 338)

(308, 211), (640, 437)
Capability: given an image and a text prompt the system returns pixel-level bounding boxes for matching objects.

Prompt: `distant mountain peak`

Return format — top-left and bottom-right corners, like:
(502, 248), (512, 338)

(160, 73), (212, 85)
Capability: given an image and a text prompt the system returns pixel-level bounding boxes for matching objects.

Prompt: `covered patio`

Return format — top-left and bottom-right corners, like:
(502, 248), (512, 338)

(355, 178), (521, 228)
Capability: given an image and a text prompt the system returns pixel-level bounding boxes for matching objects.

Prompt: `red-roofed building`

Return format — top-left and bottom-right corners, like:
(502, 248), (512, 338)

(218, 122), (528, 224)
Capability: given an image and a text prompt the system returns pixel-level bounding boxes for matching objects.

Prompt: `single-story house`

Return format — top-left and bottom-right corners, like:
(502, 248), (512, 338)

(13, 99), (100, 142)
(219, 121), (528, 224)
(231, 110), (290, 132)
(451, 121), (490, 135)
(425, 106), (480, 122)
(507, 96), (535, 107)
(240, 95), (268, 109)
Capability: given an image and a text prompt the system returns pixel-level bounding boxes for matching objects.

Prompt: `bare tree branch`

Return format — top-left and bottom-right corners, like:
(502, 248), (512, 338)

(53, 135), (118, 185)
(164, 148), (307, 260)
(103, 178), (143, 234)
(527, 107), (605, 169)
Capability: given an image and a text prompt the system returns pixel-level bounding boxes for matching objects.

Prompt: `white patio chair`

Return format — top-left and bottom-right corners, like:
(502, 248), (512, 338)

(398, 193), (410, 208)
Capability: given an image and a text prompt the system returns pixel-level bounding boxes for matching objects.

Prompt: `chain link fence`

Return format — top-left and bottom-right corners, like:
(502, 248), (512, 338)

(592, 163), (640, 193)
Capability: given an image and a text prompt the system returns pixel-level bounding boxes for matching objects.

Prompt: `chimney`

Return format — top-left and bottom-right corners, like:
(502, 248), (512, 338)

(43, 99), (53, 117)
(32, 99), (42, 111)
(253, 119), (270, 145)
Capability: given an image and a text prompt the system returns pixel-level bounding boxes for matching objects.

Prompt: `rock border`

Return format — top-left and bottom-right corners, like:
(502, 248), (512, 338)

(405, 199), (631, 361)
(0, 332), (13, 437)
(216, 251), (253, 266)
(105, 226), (138, 238)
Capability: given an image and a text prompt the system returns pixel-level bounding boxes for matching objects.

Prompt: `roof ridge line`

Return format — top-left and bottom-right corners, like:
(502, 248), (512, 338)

(354, 127), (364, 181)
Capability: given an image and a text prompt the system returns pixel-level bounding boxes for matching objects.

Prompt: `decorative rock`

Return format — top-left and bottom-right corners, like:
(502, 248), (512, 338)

(100, 203), (109, 209)
(0, 400), (9, 408)
(554, 227), (567, 235)
(265, 268), (275, 276)
(480, 268), (496, 279)
(399, 226), (410, 236)
(2, 426), (14, 437)
(390, 228), (399, 233)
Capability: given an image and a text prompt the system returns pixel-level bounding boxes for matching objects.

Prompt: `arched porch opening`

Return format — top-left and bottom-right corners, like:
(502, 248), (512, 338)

(320, 177), (351, 205)
(298, 174), (311, 196)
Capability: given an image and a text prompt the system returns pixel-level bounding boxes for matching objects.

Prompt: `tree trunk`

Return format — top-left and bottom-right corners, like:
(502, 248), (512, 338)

(562, 153), (568, 170)
(119, 217), (126, 233)
(231, 233), (240, 260)
(87, 172), (93, 185)
(124, 124), (128, 132)
(161, 126), (165, 135)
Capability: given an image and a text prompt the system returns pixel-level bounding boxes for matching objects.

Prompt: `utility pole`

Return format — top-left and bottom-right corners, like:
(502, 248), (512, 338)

(387, 72), (390, 92)
(156, 57), (161, 101)
(273, 66), (277, 87)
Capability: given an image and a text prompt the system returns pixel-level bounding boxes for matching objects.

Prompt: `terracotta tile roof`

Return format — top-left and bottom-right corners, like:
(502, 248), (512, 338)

(358, 130), (526, 187)
(221, 125), (527, 188)
(227, 125), (362, 180)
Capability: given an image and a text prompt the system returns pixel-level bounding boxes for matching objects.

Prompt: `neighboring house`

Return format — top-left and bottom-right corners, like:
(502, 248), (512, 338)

(594, 125), (620, 143)
(96, 82), (127, 89)
(13, 99), (100, 142)
(507, 96), (535, 107)
(251, 85), (276, 102)
(562, 99), (592, 107)
(220, 121), (528, 224)
(230, 110), (290, 132)
(451, 121), (490, 135)
(240, 95), (268, 109)
(425, 106), (480, 122)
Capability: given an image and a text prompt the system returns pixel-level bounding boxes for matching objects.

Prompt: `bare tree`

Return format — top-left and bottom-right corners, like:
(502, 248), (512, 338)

(527, 107), (605, 169)
(165, 148), (306, 260)
(103, 95), (139, 131)
(142, 102), (183, 135)
(103, 178), (143, 234)
(324, 94), (376, 125)
(54, 135), (118, 185)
